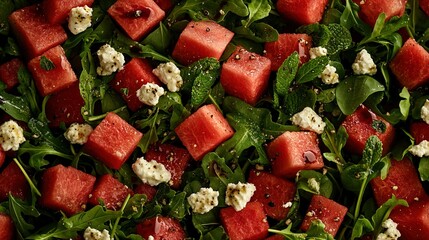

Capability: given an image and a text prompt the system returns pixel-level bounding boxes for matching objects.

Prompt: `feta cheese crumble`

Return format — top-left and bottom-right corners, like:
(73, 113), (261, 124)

(83, 227), (110, 240)
(68, 5), (92, 35)
(187, 187), (219, 214)
(132, 157), (171, 186)
(376, 218), (401, 240)
(307, 178), (320, 193)
(291, 107), (326, 134)
(136, 83), (165, 106)
(0, 120), (25, 151)
(225, 182), (256, 211)
(64, 123), (93, 145)
(152, 62), (183, 92)
(309, 46), (328, 59)
(96, 44), (125, 76)
(421, 99), (429, 124)
(352, 49), (377, 75)
(409, 140), (429, 157)
(319, 64), (339, 85)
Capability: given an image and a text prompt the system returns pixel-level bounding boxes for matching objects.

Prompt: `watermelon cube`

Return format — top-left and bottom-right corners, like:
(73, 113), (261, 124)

(264, 33), (312, 71)
(39, 164), (96, 216)
(145, 143), (191, 189)
(42, 0), (95, 24)
(0, 161), (30, 201)
(389, 198), (429, 240)
(248, 170), (296, 220)
(370, 158), (425, 206)
(84, 112), (143, 169)
(0, 213), (14, 240)
(136, 216), (186, 240)
(175, 104), (234, 160)
(172, 21), (234, 65)
(0, 58), (22, 91)
(410, 121), (429, 144)
(220, 201), (269, 240)
(265, 235), (284, 240)
(267, 131), (324, 178)
(28, 45), (78, 96)
(353, 0), (407, 26)
(220, 47), (272, 105)
(276, 0), (329, 25)
(111, 58), (161, 112)
(422, 0), (429, 16)
(134, 183), (157, 201)
(88, 174), (133, 210)
(8, 4), (67, 59)
(108, 0), (165, 41)
(341, 105), (395, 156)
(300, 195), (348, 237)
(154, 0), (173, 12)
(389, 38), (429, 90)
(45, 82), (85, 128)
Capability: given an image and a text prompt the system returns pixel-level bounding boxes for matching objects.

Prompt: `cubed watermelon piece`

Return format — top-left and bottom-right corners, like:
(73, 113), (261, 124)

(276, 0), (329, 25)
(8, 4), (67, 59)
(370, 158), (425, 206)
(341, 105), (395, 156)
(220, 201), (269, 240)
(0, 58), (22, 91)
(220, 47), (272, 105)
(108, 0), (165, 41)
(410, 121), (429, 144)
(264, 33), (312, 71)
(42, 0), (95, 24)
(28, 45), (78, 96)
(389, 198), (429, 240)
(145, 143), (191, 189)
(111, 58), (161, 112)
(421, 0), (429, 15)
(154, 0), (173, 11)
(39, 164), (96, 216)
(136, 216), (186, 240)
(248, 170), (296, 220)
(172, 21), (234, 65)
(0, 149), (5, 168)
(84, 112), (143, 169)
(267, 131), (324, 178)
(175, 104), (234, 160)
(265, 235), (284, 240)
(300, 195), (348, 237)
(88, 174), (133, 210)
(45, 82), (85, 128)
(134, 183), (157, 201)
(389, 38), (429, 90)
(0, 161), (30, 201)
(0, 213), (14, 240)
(353, 0), (407, 26)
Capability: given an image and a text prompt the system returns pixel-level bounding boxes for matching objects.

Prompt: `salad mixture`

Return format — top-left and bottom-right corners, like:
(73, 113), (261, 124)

(0, 0), (429, 239)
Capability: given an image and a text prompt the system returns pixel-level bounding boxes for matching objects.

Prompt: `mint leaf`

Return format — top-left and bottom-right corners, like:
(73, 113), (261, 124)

(39, 56), (55, 71)
(275, 52), (299, 96)
(295, 56), (329, 84)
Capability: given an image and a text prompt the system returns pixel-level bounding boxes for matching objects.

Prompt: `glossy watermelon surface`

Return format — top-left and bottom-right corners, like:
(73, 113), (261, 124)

(42, 0), (95, 24)
(88, 174), (133, 210)
(136, 216), (186, 240)
(0, 161), (29, 201)
(353, 0), (407, 26)
(276, 0), (329, 25)
(0, 58), (22, 91)
(0, 213), (14, 240)
(390, 198), (429, 240)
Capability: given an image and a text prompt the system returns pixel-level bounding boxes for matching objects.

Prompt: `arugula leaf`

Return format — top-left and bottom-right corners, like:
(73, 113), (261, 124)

(241, 0), (271, 28)
(0, 90), (31, 122)
(8, 195), (40, 238)
(269, 224), (307, 239)
(321, 118), (348, 166)
(39, 56), (55, 71)
(28, 118), (71, 154)
(18, 142), (73, 171)
(17, 66), (40, 116)
(351, 217), (373, 240)
(295, 56), (329, 84)
(340, 0), (371, 35)
(192, 210), (221, 237)
(306, 220), (335, 240)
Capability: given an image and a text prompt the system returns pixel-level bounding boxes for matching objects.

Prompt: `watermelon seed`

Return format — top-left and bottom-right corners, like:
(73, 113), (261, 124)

(303, 150), (316, 163)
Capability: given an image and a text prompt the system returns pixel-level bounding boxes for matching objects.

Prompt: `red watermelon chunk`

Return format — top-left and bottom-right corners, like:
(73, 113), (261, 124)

(175, 104), (234, 160)
(264, 33), (312, 71)
(145, 143), (191, 189)
(154, 0), (173, 12)
(267, 131), (324, 178)
(0, 58), (22, 91)
(370, 158), (425, 206)
(8, 4), (67, 59)
(39, 164), (96, 216)
(42, 0), (95, 24)
(134, 183), (157, 201)
(353, 0), (407, 26)
(410, 121), (429, 144)
(108, 0), (165, 41)
(0, 213), (14, 240)
(276, 0), (329, 25)
(220, 201), (269, 240)
(28, 45), (78, 96)
(248, 170), (296, 220)
(300, 195), (348, 237)
(172, 21), (234, 65)
(84, 112), (143, 170)
(389, 38), (429, 90)
(265, 235), (284, 240)
(88, 174), (133, 210)
(220, 47), (272, 105)
(136, 216), (186, 240)
(0, 149), (5, 168)
(422, 0), (429, 16)
(0, 161), (30, 201)
(111, 58), (161, 112)
(341, 105), (395, 156)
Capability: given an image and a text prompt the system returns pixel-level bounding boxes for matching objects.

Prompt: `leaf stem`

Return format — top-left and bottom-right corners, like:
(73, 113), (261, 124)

(353, 177), (368, 222)
(87, 106), (127, 122)
(111, 194), (131, 238)
(13, 158), (41, 197)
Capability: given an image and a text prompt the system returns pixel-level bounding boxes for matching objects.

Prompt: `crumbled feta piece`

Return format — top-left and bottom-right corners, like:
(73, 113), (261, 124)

(83, 227), (110, 240)
(147, 236), (154, 240)
(283, 202), (292, 208)
(152, 62), (183, 92)
(0, 120), (25, 151)
(96, 44), (125, 76)
(352, 49), (377, 75)
(187, 187), (219, 214)
(307, 178), (320, 193)
(68, 5), (92, 35)
(132, 157), (171, 186)
(225, 182), (256, 211)
(136, 83), (165, 106)
(421, 99), (429, 124)
(309, 46), (328, 59)
(319, 64), (339, 85)
(376, 218), (401, 240)
(64, 123), (93, 145)
(291, 107), (326, 134)
(409, 140), (429, 157)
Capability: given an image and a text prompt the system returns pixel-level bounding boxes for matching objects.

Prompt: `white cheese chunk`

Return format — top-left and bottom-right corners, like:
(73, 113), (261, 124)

(64, 123), (93, 145)
(376, 218), (401, 240)
(68, 5), (92, 35)
(0, 120), (25, 151)
(153, 62), (183, 92)
(291, 107), (326, 134)
(83, 227), (110, 240)
(96, 44), (125, 76)
(309, 46), (328, 59)
(409, 140), (429, 157)
(132, 157), (171, 186)
(420, 99), (429, 124)
(225, 182), (256, 211)
(136, 83), (165, 106)
(319, 64), (339, 85)
(307, 178), (320, 193)
(187, 187), (219, 214)
(352, 49), (377, 75)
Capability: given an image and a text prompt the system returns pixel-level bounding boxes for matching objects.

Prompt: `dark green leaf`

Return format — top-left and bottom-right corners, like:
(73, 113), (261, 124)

(202, 226), (228, 240)
(0, 90), (31, 122)
(242, 0), (271, 28)
(275, 52), (299, 96)
(269, 224), (307, 239)
(122, 194), (147, 219)
(325, 23), (353, 54)
(39, 56), (55, 71)
(282, 87), (317, 117)
(218, 0), (248, 21)
(371, 195), (408, 237)
(321, 118), (348, 165)
(295, 56), (329, 84)
(296, 170), (333, 198)
(18, 142), (73, 171)
(17, 66), (40, 116)
(28, 118), (71, 154)
(8, 195), (40, 238)
(0, 0), (14, 35)
(351, 217), (373, 240)
(306, 220), (334, 240)
(142, 22), (171, 52)
(419, 157), (429, 181)
(234, 22), (278, 43)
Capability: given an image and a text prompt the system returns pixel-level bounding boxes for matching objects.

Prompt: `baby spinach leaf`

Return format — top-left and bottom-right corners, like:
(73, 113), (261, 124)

(218, 0), (248, 21)
(142, 22), (171, 53)
(234, 22), (279, 43)
(295, 56), (329, 84)
(0, 90), (31, 122)
(241, 0), (271, 28)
